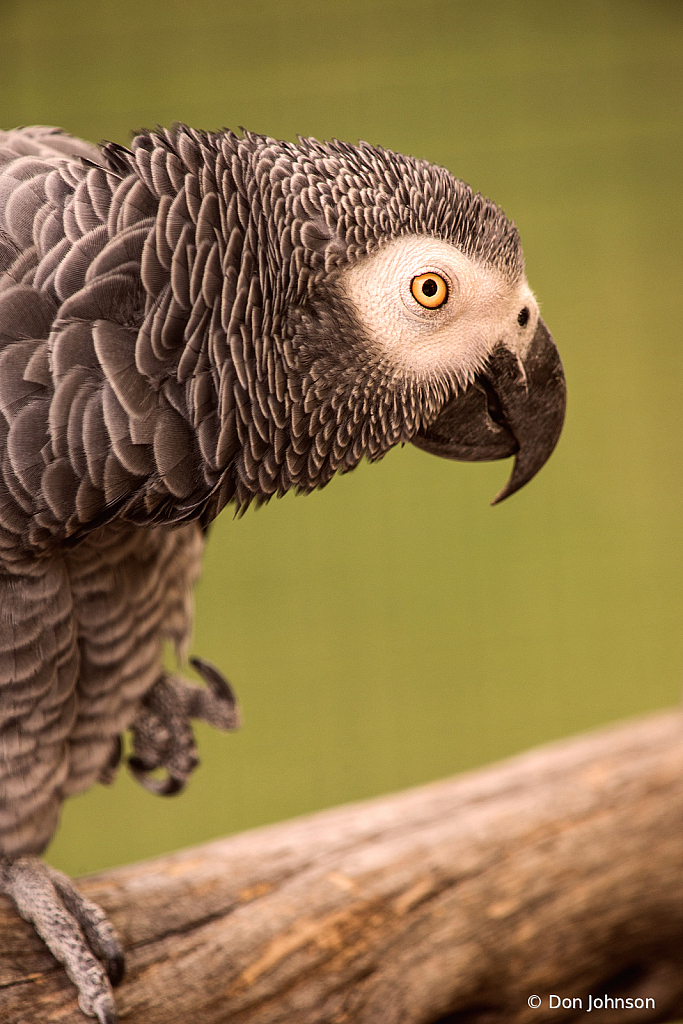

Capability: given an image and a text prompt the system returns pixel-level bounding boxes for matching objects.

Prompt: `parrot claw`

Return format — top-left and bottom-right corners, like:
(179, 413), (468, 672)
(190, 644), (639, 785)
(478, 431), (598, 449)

(127, 756), (187, 795)
(188, 657), (241, 729)
(0, 855), (123, 1023)
(190, 656), (240, 711)
(128, 662), (240, 796)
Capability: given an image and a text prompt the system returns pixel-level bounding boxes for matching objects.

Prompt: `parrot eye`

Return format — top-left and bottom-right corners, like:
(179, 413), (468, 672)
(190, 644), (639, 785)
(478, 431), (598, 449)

(411, 272), (448, 309)
(517, 306), (530, 327)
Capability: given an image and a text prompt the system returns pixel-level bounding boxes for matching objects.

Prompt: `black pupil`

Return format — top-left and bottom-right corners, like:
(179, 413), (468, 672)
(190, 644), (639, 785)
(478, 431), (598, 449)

(517, 306), (529, 327)
(422, 278), (438, 297)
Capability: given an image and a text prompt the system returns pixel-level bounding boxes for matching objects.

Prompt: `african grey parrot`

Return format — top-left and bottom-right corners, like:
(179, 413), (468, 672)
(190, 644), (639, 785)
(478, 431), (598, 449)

(0, 123), (565, 1022)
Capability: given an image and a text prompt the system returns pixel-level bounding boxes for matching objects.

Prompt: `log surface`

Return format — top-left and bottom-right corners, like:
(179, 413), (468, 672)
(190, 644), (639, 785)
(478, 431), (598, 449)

(2, 710), (683, 1023)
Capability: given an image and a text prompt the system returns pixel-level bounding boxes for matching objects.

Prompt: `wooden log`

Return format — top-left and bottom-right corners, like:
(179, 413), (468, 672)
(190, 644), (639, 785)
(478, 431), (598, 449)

(2, 709), (683, 1023)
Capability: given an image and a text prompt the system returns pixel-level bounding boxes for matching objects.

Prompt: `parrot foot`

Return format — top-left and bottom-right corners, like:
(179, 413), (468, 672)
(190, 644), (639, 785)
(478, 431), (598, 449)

(128, 657), (240, 796)
(0, 855), (123, 1023)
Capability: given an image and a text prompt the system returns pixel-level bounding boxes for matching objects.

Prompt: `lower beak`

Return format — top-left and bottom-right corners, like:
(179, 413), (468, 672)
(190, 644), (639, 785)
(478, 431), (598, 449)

(411, 317), (566, 503)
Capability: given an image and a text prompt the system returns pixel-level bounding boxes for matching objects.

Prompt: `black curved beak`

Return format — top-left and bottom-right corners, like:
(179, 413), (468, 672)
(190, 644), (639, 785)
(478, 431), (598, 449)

(411, 317), (566, 504)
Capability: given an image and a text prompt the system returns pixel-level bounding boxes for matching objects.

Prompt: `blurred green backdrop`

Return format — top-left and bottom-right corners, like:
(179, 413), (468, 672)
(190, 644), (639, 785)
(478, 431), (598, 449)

(1, 0), (682, 878)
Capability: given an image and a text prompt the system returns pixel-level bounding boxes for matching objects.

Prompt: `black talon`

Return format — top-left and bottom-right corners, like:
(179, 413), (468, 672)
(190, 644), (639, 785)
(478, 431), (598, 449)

(99, 1002), (120, 1024)
(127, 756), (187, 796)
(105, 948), (125, 988)
(190, 656), (239, 707)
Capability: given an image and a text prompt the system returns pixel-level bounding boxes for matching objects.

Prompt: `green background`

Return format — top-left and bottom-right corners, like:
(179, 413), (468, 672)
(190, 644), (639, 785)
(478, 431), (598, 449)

(1, 0), (682, 878)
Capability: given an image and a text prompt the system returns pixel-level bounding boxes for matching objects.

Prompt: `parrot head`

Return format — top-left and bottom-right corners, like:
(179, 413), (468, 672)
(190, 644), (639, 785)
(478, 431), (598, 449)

(222, 133), (565, 507)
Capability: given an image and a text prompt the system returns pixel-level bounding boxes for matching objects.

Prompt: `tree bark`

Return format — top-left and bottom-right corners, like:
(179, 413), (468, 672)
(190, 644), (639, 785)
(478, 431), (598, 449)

(2, 709), (683, 1024)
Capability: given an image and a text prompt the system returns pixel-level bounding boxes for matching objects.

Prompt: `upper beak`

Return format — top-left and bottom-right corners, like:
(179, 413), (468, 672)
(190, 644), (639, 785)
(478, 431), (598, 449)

(411, 317), (566, 504)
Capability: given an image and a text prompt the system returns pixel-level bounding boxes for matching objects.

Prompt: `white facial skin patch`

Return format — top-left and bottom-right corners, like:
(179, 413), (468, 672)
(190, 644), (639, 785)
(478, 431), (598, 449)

(340, 235), (539, 388)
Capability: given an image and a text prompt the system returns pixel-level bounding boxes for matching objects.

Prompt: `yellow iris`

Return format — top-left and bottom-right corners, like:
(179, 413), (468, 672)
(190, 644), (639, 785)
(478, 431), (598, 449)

(411, 272), (448, 309)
